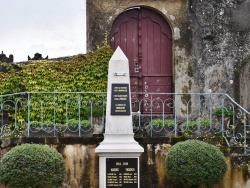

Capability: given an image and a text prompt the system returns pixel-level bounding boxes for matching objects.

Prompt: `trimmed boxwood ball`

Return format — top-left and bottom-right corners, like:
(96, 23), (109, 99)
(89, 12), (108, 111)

(0, 144), (65, 188)
(165, 140), (227, 187)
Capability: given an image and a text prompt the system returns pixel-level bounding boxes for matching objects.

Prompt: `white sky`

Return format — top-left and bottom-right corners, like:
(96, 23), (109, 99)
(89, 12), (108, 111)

(0, 0), (86, 62)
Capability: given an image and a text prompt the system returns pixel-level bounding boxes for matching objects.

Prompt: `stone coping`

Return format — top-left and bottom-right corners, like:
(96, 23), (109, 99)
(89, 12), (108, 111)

(0, 136), (249, 158)
(0, 136), (174, 148)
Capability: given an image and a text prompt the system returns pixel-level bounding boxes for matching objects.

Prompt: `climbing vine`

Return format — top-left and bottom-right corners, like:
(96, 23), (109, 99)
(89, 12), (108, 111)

(0, 43), (113, 125)
(0, 43), (112, 94)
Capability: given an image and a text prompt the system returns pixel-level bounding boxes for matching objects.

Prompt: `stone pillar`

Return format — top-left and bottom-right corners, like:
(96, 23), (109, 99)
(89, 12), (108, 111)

(95, 47), (144, 188)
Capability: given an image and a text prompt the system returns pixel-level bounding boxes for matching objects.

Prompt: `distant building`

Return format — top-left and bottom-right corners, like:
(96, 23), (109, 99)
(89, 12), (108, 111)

(0, 51), (14, 63)
(28, 53), (48, 60)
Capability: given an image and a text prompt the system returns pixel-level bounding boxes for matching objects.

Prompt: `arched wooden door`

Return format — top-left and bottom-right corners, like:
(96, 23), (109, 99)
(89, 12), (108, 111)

(110, 7), (173, 114)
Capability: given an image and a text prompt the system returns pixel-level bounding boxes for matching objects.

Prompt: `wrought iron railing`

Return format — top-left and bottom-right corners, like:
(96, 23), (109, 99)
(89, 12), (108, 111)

(0, 92), (249, 152)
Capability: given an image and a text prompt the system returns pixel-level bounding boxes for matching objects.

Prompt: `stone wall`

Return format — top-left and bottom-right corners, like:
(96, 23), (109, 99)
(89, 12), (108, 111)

(1, 137), (250, 188)
(86, 0), (250, 112)
(239, 59), (250, 111)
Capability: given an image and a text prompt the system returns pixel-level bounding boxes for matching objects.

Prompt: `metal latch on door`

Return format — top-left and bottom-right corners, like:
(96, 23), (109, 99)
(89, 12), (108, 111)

(134, 57), (141, 72)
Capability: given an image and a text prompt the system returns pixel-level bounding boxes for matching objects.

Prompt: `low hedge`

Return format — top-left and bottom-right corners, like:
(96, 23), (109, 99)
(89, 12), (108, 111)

(165, 140), (227, 187)
(0, 144), (65, 188)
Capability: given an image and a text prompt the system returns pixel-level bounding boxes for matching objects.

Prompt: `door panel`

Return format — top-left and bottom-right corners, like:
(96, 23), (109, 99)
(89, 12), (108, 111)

(143, 77), (172, 86)
(110, 8), (173, 114)
(110, 9), (139, 77)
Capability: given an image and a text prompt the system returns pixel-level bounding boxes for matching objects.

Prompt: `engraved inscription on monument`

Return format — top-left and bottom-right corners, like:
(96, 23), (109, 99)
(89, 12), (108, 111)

(111, 83), (130, 115)
(106, 158), (138, 188)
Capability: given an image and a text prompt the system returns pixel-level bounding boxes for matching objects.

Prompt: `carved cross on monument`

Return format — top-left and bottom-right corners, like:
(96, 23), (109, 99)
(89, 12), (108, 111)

(95, 47), (144, 188)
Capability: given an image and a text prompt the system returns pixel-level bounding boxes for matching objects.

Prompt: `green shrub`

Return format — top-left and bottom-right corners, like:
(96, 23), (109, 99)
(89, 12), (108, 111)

(68, 119), (91, 127)
(185, 120), (198, 127)
(213, 107), (234, 117)
(185, 119), (211, 127)
(0, 144), (65, 188)
(199, 119), (211, 126)
(165, 140), (227, 187)
(151, 119), (175, 127)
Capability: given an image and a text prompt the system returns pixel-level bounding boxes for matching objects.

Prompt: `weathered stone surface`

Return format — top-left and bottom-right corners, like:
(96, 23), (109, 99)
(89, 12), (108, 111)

(87, 0), (250, 114)
(239, 62), (250, 111)
(1, 137), (250, 188)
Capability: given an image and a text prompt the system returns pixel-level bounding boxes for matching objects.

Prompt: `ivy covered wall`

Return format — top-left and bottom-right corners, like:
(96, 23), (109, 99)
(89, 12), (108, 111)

(0, 43), (112, 95)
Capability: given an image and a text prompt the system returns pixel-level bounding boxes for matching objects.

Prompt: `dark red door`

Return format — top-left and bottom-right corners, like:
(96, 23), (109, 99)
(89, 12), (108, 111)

(110, 8), (173, 114)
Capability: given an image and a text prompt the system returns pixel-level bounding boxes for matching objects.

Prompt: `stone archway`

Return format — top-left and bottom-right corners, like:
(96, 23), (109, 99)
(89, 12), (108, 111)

(109, 7), (173, 114)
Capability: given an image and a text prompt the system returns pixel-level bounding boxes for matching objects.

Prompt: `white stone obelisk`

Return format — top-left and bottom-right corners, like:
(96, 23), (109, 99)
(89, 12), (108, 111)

(95, 47), (144, 188)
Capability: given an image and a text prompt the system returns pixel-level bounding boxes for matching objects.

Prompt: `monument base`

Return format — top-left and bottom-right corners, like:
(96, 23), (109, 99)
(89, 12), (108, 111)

(96, 133), (143, 188)
(96, 133), (143, 153)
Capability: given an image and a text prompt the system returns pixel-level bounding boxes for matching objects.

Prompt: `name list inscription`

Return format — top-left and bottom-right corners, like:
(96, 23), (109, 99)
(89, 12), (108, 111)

(111, 84), (130, 115)
(106, 158), (138, 188)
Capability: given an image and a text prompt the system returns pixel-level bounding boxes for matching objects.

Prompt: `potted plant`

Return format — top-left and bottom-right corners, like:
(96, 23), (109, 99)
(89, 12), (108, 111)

(64, 119), (93, 137)
(213, 107), (234, 117)
(181, 119), (212, 137)
(84, 105), (105, 135)
(147, 119), (176, 137)
(29, 119), (93, 137)
(29, 120), (56, 137)
(213, 107), (234, 129)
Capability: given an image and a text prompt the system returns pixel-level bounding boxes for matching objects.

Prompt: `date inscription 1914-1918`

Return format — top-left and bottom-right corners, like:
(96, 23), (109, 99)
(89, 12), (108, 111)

(106, 158), (138, 188)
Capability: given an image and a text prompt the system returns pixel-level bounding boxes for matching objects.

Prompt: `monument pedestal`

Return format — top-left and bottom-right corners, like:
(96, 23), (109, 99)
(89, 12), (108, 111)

(95, 47), (144, 188)
(96, 134), (142, 152)
(96, 133), (143, 188)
